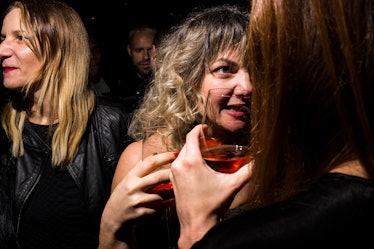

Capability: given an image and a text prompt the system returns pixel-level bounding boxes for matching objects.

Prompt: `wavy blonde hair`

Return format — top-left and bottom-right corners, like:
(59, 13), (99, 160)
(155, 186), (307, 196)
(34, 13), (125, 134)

(129, 4), (249, 150)
(1, 0), (94, 167)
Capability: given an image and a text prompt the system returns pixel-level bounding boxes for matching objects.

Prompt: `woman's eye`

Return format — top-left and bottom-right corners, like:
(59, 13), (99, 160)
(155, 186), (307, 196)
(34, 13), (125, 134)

(16, 31), (29, 41)
(212, 66), (232, 74)
(209, 60), (240, 77)
(18, 35), (26, 41)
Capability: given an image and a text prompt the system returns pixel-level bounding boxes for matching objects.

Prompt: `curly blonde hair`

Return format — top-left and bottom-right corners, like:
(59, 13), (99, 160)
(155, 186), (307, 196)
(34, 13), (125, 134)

(129, 4), (249, 150)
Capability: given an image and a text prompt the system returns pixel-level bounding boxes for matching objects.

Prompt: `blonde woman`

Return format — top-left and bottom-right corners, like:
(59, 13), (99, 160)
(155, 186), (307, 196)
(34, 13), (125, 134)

(0, 0), (131, 248)
(100, 4), (252, 249)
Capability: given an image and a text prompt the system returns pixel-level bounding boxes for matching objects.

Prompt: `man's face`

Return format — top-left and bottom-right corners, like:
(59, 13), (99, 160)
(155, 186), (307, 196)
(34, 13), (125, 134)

(127, 31), (155, 79)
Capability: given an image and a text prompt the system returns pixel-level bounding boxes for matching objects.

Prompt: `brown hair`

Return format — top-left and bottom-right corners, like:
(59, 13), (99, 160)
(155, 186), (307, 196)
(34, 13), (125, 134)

(248, 0), (374, 205)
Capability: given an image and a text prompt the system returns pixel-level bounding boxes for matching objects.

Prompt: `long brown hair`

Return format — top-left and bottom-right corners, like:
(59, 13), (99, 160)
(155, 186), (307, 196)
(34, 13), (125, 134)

(248, 0), (374, 205)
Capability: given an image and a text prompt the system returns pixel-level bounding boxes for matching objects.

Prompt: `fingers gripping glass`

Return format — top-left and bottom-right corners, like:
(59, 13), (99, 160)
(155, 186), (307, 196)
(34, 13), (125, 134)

(142, 126), (178, 249)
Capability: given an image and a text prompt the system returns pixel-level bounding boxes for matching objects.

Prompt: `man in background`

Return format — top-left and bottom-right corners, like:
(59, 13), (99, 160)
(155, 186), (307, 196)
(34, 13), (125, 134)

(116, 25), (158, 113)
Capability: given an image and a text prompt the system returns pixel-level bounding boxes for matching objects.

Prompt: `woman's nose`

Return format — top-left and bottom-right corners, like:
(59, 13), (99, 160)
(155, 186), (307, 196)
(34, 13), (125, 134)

(0, 40), (12, 59)
(234, 69), (252, 91)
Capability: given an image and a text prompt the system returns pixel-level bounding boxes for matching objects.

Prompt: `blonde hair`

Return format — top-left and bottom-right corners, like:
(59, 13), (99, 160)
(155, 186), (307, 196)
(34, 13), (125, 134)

(1, 0), (94, 167)
(129, 4), (249, 150)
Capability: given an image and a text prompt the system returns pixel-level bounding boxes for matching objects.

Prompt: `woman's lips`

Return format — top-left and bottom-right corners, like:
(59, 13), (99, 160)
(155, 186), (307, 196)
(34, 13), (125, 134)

(3, 67), (17, 73)
(224, 108), (247, 118)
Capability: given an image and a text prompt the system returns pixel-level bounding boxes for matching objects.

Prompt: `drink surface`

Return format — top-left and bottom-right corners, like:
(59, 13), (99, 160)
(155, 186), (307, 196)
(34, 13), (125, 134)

(202, 145), (251, 173)
(147, 181), (174, 208)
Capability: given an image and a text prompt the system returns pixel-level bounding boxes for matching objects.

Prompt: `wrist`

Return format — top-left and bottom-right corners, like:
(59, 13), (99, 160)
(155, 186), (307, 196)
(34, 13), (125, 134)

(178, 215), (219, 249)
(99, 207), (129, 249)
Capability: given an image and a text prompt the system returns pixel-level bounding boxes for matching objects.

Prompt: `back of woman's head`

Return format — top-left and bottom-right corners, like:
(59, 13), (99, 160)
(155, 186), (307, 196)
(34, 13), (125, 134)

(248, 0), (374, 204)
(129, 4), (249, 149)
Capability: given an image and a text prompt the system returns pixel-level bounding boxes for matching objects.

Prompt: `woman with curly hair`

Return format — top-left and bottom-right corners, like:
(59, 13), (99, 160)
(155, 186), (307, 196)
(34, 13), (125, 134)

(99, 4), (252, 249)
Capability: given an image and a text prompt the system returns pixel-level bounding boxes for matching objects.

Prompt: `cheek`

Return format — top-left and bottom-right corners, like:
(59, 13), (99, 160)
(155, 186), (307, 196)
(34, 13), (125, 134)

(200, 77), (213, 97)
(25, 58), (41, 73)
(22, 53), (41, 78)
(197, 101), (205, 116)
(2, 69), (28, 90)
(20, 47), (41, 71)
(133, 52), (144, 60)
(7, 49), (41, 88)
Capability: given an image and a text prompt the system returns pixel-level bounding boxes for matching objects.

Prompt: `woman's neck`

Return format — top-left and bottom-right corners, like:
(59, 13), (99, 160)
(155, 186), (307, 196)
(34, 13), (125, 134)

(330, 160), (368, 179)
(29, 92), (58, 125)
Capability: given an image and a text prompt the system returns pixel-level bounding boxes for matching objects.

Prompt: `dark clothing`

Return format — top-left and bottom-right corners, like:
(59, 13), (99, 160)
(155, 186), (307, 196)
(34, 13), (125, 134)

(1, 97), (132, 249)
(192, 173), (374, 248)
(18, 142), (95, 249)
(1, 78), (11, 111)
(113, 70), (152, 114)
(0, 126), (16, 249)
(127, 204), (180, 249)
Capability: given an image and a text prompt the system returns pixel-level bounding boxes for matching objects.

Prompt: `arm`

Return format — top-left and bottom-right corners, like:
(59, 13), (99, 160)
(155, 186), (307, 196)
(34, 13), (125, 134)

(170, 125), (253, 249)
(99, 141), (177, 249)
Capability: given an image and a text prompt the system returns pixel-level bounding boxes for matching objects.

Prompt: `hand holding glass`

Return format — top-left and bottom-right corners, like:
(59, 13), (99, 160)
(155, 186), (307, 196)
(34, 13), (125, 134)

(201, 88), (252, 173)
(142, 126), (175, 206)
(142, 126), (178, 249)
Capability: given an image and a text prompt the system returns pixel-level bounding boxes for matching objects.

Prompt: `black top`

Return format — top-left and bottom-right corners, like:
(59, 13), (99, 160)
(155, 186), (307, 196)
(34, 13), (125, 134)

(9, 100), (131, 249)
(192, 173), (374, 248)
(113, 69), (153, 114)
(18, 123), (96, 249)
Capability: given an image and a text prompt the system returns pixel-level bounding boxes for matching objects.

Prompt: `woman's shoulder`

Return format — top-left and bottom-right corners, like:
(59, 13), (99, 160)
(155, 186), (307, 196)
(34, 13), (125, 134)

(314, 172), (374, 205)
(91, 97), (132, 131)
(193, 173), (374, 248)
(111, 141), (142, 190)
(121, 141), (143, 168)
(266, 172), (374, 223)
(121, 141), (142, 159)
(90, 97), (133, 151)
(94, 97), (130, 116)
(318, 172), (374, 193)
(95, 95), (133, 115)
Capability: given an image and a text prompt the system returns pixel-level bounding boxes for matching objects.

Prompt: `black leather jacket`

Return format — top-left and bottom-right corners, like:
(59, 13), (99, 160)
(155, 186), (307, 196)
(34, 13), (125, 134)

(2, 98), (132, 246)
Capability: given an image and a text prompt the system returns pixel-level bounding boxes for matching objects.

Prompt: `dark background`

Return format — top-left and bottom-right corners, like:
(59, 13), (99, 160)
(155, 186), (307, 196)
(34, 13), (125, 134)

(0, 0), (250, 88)
(0, 0), (250, 34)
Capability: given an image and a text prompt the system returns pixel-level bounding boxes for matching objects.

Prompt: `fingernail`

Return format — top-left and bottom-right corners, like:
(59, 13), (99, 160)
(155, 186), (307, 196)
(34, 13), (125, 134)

(173, 152), (179, 157)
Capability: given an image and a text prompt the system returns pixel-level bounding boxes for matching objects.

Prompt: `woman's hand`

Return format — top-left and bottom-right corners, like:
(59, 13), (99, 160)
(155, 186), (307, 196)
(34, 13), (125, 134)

(170, 125), (253, 249)
(99, 151), (177, 249)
